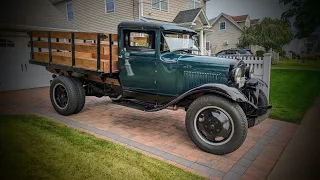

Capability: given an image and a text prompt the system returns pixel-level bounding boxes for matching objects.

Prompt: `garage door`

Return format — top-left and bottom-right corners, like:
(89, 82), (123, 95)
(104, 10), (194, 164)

(0, 34), (52, 91)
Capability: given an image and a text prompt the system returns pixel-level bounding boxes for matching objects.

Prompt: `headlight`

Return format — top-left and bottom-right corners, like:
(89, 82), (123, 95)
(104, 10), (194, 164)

(250, 65), (254, 78)
(234, 68), (242, 83)
(245, 65), (254, 78)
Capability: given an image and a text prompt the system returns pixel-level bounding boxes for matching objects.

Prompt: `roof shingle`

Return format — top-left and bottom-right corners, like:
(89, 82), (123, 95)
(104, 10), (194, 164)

(172, 8), (202, 24)
(231, 15), (248, 22)
(250, 19), (260, 25)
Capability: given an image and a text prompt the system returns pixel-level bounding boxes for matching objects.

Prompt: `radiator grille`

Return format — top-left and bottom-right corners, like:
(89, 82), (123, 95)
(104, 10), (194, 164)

(183, 71), (222, 90)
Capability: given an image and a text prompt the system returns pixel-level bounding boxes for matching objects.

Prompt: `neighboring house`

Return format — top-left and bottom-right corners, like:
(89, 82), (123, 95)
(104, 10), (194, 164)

(286, 27), (320, 58)
(0, 0), (75, 91)
(51, 0), (211, 55)
(206, 13), (261, 55)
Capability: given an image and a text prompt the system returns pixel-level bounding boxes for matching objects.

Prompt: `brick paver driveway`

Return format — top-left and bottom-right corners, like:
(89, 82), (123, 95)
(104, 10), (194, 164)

(0, 87), (298, 180)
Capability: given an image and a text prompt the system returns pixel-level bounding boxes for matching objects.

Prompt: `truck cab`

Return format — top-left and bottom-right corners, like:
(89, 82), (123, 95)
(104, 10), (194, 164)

(29, 21), (271, 155)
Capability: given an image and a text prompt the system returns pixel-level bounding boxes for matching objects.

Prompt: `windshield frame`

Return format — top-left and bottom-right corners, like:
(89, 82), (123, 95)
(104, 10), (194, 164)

(161, 31), (199, 54)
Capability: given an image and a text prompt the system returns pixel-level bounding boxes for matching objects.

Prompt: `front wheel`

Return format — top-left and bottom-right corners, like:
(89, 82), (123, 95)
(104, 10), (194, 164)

(185, 95), (248, 155)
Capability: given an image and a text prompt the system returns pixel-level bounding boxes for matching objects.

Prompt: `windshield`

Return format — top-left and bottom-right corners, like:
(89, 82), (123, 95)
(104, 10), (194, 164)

(161, 32), (199, 53)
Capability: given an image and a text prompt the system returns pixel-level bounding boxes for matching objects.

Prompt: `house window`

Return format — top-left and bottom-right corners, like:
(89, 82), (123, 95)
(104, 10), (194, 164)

(206, 41), (210, 51)
(189, 0), (201, 9)
(219, 22), (226, 30)
(105, 0), (115, 13)
(0, 39), (14, 47)
(66, 2), (73, 21)
(152, 0), (168, 12)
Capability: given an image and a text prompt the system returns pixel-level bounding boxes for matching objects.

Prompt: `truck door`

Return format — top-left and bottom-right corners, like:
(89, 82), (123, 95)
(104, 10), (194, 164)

(119, 30), (157, 94)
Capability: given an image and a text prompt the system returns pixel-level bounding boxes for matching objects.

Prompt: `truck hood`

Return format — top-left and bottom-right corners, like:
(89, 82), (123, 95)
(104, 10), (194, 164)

(177, 54), (238, 67)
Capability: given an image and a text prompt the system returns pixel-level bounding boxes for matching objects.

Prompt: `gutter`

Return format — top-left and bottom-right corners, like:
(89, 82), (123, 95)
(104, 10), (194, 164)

(0, 24), (77, 32)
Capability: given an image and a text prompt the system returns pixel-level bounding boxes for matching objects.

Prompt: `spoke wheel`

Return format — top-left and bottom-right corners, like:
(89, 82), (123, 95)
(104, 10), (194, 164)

(53, 83), (69, 109)
(195, 106), (234, 145)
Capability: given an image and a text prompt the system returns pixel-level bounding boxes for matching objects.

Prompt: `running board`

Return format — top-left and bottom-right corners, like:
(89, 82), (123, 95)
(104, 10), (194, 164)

(112, 99), (163, 111)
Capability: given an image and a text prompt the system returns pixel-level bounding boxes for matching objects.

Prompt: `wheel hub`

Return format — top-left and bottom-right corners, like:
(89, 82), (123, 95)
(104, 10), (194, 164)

(53, 83), (69, 109)
(196, 107), (233, 144)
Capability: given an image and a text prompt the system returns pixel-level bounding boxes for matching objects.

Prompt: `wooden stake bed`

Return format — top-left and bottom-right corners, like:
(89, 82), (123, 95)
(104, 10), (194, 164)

(29, 31), (119, 74)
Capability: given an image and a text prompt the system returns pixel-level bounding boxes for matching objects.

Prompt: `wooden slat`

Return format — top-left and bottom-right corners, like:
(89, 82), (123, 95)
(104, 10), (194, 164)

(74, 32), (97, 40)
(132, 37), (148, 43)
(33, 41), (118, 55)
(33, 52), (118, 73)
(102, 46), (118, 55)
(32, 31), (50, 38)
(92, 54), (118, 61)
(32, 31), (117, 41)
(34, 41), (71, 51)
(52, 52), (93, 59)
(51, 31), (71, 39)
(109, 34), (118, 42)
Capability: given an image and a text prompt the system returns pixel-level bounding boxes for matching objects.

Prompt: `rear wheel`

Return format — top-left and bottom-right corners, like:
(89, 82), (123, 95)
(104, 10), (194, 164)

(50, 76), (78, 116)
(185, 95), (247, 155)
(70, 77), (86, 114)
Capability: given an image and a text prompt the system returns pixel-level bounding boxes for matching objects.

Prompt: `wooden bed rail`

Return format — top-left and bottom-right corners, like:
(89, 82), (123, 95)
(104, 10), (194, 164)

(29, 31), (118, 75)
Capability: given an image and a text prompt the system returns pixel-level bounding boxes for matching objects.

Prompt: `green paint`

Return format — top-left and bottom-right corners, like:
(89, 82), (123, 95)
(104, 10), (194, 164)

(118, 24), (236, 96)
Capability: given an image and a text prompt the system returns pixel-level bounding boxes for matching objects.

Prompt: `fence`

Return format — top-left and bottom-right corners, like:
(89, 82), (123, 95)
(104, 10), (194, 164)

(217, 53), (272, 100)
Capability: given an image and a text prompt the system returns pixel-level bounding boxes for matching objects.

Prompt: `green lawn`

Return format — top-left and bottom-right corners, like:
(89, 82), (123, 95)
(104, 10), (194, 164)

(269, 69), (320, 123)
(0, 115), (204, 180)
(272, 59), (320, 70)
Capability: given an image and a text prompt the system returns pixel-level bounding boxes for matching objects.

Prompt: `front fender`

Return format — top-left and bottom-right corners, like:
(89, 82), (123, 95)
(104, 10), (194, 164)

(146, 83), (256, 112)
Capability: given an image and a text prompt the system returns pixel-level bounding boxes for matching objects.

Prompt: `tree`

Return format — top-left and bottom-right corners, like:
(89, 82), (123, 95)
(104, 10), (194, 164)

(280, 0), (319, 39)
(238, 18), (293, 52)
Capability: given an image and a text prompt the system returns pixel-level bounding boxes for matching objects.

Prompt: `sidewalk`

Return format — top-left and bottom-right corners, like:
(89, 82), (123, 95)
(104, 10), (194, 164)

(268, 96), (320, 180)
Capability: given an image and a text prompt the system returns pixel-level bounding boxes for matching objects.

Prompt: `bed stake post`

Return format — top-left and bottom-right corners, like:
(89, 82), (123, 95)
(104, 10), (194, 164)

(29, 32), (34, 60)
(48, 32), (52, 65)
(97, 33), (101, 72)
(71, 32), (75, 67)
(109, 33), (113, 77)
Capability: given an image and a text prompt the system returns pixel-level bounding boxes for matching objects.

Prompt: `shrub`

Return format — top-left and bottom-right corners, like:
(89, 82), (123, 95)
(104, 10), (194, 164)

(256, 50), (265, 57)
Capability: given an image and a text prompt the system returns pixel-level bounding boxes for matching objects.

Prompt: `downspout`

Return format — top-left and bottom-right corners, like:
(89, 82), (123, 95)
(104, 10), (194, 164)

(138, 0), (143, 21)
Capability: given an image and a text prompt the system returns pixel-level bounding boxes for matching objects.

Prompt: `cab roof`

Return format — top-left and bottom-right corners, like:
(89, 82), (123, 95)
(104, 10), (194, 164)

(118, 21), (196, 34)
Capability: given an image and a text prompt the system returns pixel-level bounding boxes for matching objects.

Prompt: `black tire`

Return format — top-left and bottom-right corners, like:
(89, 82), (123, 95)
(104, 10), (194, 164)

(70, 77), (86, 114)
(50, 76), (78, 116)
(185, 95), (248, 155)
(257, 90), (268, 116)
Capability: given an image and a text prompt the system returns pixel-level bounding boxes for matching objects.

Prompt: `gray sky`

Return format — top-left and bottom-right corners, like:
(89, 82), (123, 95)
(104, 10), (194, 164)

(206, 0), (289, 20)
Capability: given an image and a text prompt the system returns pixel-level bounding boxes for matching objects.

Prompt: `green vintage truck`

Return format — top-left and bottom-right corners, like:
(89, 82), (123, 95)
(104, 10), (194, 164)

(29, 21), (271, 155)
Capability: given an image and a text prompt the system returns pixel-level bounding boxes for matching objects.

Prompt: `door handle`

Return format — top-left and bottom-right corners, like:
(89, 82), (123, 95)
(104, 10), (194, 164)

(21, 64), (23, 71)
(25, 64), (27, 72)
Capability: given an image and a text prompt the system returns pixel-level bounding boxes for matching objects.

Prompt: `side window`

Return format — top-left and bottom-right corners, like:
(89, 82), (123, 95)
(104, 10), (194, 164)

(66, 2), (73, 21)
(152, 0), (168, 11)
(123, 30), (155, 54)
(219, 22), (226, 31)
(0, 39), (14, 47)
(105, 0), (115, 13)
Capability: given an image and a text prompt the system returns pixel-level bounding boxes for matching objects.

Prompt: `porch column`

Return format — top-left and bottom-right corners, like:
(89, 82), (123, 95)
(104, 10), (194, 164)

(200, 29), (204, 55)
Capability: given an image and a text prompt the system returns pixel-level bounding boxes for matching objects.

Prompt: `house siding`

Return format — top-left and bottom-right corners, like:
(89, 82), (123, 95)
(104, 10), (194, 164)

(206, 16), (243, 55)
(0, 0), (74, 30)
(142, 0), (205, 22)
(73, 0), (139, 33)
